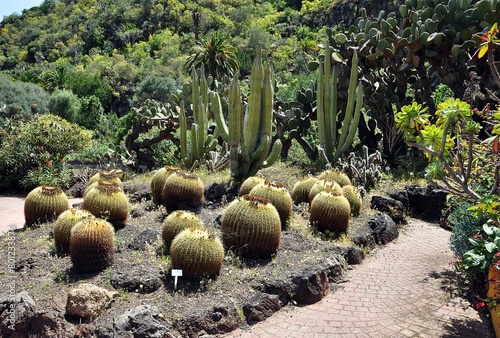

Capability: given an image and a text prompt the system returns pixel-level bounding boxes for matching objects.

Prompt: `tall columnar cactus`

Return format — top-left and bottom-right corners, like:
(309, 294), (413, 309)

(170, 227), (225, 280)
(249, 180), (293, 229)
(69, 217), (115, 273)
(309, 191), (351, 236)
(83, 181), (130, 228)
(150, 165), (181, 205)
(161, 171), (204, 211)
(54, 208), (95, 254)
(222, 194), (281, 258)
(315, 37), (363, 164)
(161, 210), (205, 250)
(178, 66), (219, 168)
(24, 185), (69, 226)
(212, 51), (282, 181)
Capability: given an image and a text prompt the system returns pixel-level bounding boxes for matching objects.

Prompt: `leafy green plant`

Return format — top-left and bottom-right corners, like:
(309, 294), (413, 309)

(48, 89), (81, 123)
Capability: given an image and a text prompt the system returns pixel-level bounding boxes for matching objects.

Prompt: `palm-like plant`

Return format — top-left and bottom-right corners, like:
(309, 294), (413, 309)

(185, 32), (240, 81)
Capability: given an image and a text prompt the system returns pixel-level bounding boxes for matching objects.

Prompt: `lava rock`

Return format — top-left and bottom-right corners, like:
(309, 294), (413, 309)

(345, 246), (365, 265)
(405, 184), (448, 221)
(205, 183), (227, 202)
(368, 212), (399, 245)
(115, 305), (171, 338)
(128, 229), (161, 251)
(174, 305), (239, 337)
(123, 181), (151, 204)
(242, 292), (282, 324)
(370, 195), (406, 224)
(292, 267), (330, 305)
(0, 291), (36, 334)
(66, 283), (118, 319)
(110, 268), (162, 293)
(388, 189), (409, 209)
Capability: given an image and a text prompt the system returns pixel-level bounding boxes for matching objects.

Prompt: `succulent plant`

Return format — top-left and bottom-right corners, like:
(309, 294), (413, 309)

(238, 176), (266, 196)
(249, 181), (293, 229)
(83, 180), (130, 228)
(69, 217), (115, 273)
(54, 208), (95, 254)
(150, 165), (181, 205)
(337, 145), (382, 190)
(24, 185), (69, 226)
(318, 170), (352, 187)
(88, 169), (124, 189)
(309, 191), (351, 236)
(342, 185), (363, 216)
(162, 210), (204, 250)
(221, 194), (281, 258)
(161, 171), (204, 211)
(170, 227), (225, 280)
(83, 180), (122, 198)
(308, 179), (343, 204)
(291, 176), (319, 205)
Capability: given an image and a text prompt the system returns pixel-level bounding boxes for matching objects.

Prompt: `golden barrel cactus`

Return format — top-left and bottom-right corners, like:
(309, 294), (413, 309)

(308, 179), (343, 204)
(170, 227), (224, 280)
(88, 169), (124, 190)
(318, 169), (351, 187)
(309, 191), (351, 235)
(238, 176), (266, 196)
(150, 166), (181, 205)
(249, 180), (293, 229)
(222, 195), (281, 258)
(291, 176), (319, 205)
(69, 218), (115, 273)
(83, 180), (130, 228)
(54, 208), (95, 254)
(342, 185), (363, 216)
(161, 171), (204, 211)
(162, 210), (204, 249)
(24, 185), (69, 226)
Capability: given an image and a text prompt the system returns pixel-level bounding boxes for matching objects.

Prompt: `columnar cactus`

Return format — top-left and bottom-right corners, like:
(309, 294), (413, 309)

(161, 171), (204, 211)
(69, 218), (115, 273)
(150, 166), (181, 205)
(342, 185), (363, 216)
(170, 227), (225, 280)
(212, 50), (282, 181)
(54, 208), (95, 254)
(221, 194), (281, 258)
(249, 180), (293, 229)
(162, 210), (205, 250)
(238, 176), (266, 196)
(291, 176), (319, 205)
(308, 179), (343, 204)
(24, 185), (69, 226)
(309, 191), (351, 236)
(83, 181), (130, 228)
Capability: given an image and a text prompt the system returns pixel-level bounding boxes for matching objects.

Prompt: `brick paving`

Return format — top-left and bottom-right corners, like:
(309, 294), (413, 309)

(225, 220), (494, 338)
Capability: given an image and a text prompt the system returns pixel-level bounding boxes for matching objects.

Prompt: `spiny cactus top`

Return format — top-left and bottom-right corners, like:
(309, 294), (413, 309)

(291, 176), (319, 205)
(309, 191), (351, 235)
(318, 170), (352, 187)
(239, 176), (266, 196)
(88, 169), (124, 189)
(24, 185), (69, 226)
(162, 210), (205, 249)
(308, 178), (343, 204)
(83, 180), (129, 228)
(151, 165), (182, 205)
(161, 170), (204, 211)
(342, 185), (362, 217)
(249, 180), (293, 229)
(54, 208), (95, 254)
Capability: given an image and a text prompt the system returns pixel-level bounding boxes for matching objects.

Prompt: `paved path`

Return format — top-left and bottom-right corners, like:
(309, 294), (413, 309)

(225, 220), (494, 338)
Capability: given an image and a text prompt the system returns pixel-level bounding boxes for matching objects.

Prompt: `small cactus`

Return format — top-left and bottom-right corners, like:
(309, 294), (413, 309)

(88, 169), (124, 189)
(309, 191), (351, 236)
(318, 170), (352, 187)
(222, 194), (281, 258)
(69, 217), (115, 273)
(308, 179), (343, 204)
(24, 185), (69, 226)
(161, 171), (204, 211)
(342, 185), (363, 216)
(238, 176), (266, 196)
(83, 180), (130, 228)
(249, 181), (293, 229)
(162, 210), (204, 250)
(291, 176), (319, 205)
(54, 208), (95, 254)
(150, 166), (181, 205)
(170, 227), (224, 280)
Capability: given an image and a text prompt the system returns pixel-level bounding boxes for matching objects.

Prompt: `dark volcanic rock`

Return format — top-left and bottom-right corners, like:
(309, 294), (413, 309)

(115, 304), (171, 338)
(405, 184), (448, 221)
(292, 267), (330, 304)
(352, 228), (377, 250)
(128, 229), (161, 251)
(110, 268), (162, 293)
(174, 305), (239, 337)
(242, 292), (282, 324)
(389, 189), (409, 209)
(345, 246), (365, 265)
(368, 212), (399, 245)
(370, 195), (406, 224)
(123, 181), (151, 204)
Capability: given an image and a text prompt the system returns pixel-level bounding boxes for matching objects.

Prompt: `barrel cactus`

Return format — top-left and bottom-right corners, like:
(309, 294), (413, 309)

(249, 181), (293, 229)
(69, 217), (115, 273)
(291, 176), (319, 205)
(151, 166), (181, 205)
(238, 176), (266, 196)
(161, 171), (204, 211)
(162, 210), (204, 250)
(308, 179), (343, 204)
(24, 185), (69, 226)
(222, 194), (281, 258)
(54, 208), (95, 254)
(88, 169), (124, 189)
(309, 191), (351, 236)
(83, 180), (130, 228)
(318, 170), (351, 187)
(83, 180), (122, 198)
(170, 227), (224, 280)
(342, 185), (363, 216)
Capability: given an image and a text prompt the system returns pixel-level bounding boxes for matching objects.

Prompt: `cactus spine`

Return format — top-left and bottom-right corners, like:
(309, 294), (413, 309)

(24, 185), (69, 226)
(308, 179), (343, 204)
(249, 181), (293, 229)
(342, 185), (363, 216)
(150, 166), (181, 205)
(317, 37), (363, 164)
(83, 181), (129, 228)
(291, 176), (319, 205)
(161, 171), (204, 211)
(318, 169), (352, 187)
(309, 191), (351, 235)
(212, 51), (282, 181)
(238, 176), (266, 196)
(162, 210), (204, 250)
(54, 208), (95, 254)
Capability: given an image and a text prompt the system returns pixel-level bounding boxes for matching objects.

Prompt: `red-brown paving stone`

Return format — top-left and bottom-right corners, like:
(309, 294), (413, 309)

(224, 219), (494, 338)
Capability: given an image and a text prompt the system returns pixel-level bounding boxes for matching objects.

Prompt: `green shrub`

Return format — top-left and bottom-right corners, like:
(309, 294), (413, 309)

(449, 201), (484, 258)
(132, 75), (179, 106)
(66, 72), (113, 111)
(76, 95), (104, 130)
(48, 89), (81, 123)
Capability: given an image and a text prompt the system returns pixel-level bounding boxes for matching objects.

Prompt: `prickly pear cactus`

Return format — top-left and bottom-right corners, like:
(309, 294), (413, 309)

(151, 166), (181, 205)
(308, 179), (343, 204)
(54, 208), (95, 254)
(249, 180), (293, 229)
(238, 176), (266, 196)
(221, 194), (281, 258)
(342, 185), (363, 217)
(170, 227), (224, 280)
(318, 170), (352, 187)
(309, 191), (351, 236)
(24, 185), (69, 226)
(83, 180), (130, 228)
(69, 218), (115, 273)
(161, 171), (204, 211)
(162, 210), (204, 250)
(291, 176), (319, 205)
